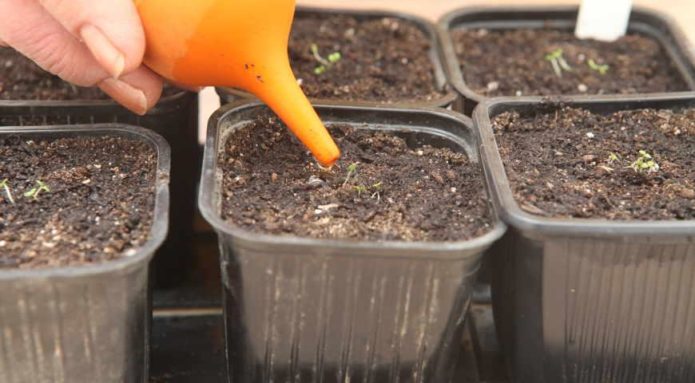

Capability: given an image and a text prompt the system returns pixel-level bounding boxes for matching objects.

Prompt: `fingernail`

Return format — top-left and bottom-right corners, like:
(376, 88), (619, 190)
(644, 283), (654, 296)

(99, 78), (149, 115)
(80, 24), (125, 78)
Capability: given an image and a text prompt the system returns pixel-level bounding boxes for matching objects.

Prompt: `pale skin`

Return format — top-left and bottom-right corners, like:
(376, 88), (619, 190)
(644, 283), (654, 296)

(0, 0), (164, 115)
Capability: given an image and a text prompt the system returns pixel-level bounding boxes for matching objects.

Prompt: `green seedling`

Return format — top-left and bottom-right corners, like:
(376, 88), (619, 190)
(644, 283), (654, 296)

(314, 65), (327, 75)
(353, 185), (368, 195)
(310, 43), (342, 75)
(588, 59), (609, 75)
(343, 162), (359, 186)
(545, 48), (572, 77)
(327, 52), (342, 63)
(24, 180), (50, 200)
(370, 182), (383, 200)
(310, 44), (327, 65)
(0, 179), (14, 204)
(354, 182), (384, 199)
(545, 48), (563, 61)
(608, 152), (620, 163)
(343, 164), (383, 199)
(630, 150), (660, 173)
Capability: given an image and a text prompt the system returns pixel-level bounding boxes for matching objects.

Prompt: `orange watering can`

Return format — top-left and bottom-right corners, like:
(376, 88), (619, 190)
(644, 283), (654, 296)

(134, 0), (341, 167)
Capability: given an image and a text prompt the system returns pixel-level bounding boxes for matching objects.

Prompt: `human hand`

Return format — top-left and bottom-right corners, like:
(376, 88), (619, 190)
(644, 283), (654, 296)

(0, 0), (162, 115)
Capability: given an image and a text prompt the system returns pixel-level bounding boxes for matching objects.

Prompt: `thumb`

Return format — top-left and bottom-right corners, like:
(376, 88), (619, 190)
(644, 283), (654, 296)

(38, 0), (145, 78)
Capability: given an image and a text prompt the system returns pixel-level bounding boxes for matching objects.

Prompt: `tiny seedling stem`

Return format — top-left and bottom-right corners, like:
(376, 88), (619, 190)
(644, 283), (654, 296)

(558, 57), (572, 72)
(545, 49), (572, 78)
(343, 162), (359, 187)
(354, 185), (368, 195)
(310, 43), (342, 75)
(0, 179), (14, 204)
(550, 59), (562, 78)
(24, 180), (50, 200)
(370, 182), (382, 201)
(310, 44), (330, 66)
(588, 59), (610, 75)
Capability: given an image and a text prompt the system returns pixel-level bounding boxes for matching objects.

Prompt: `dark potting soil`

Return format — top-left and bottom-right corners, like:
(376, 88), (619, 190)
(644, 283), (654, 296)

(452, 29), (689, 97)
(219, 119), (493, 241)
(0, 47), (180, 100)
(492, 106), (695, 220)
(288, 14), (444, 103)
(0, 135), (157, 268)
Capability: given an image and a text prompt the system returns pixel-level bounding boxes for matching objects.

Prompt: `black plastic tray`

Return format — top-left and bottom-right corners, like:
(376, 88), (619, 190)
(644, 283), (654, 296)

(148, 219), (510, 383)
(216, 6), (457, 109)
(199, 101), (505, 383)
(438, 6), (695, 114)
(0, 124), (170, 383)
(149, 303), (509, 383)
(474, 94), (695, 383)
(0, 91), (199, 288)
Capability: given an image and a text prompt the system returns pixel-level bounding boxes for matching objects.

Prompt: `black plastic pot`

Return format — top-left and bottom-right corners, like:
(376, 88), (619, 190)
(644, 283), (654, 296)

(0, 123), (170, 383)
(439, 6), (695, 115)
(0, 91), (198, 288)
(474, 94), (695, 383)
(199, 101), (505, 383)
(216, 7), (457, 109)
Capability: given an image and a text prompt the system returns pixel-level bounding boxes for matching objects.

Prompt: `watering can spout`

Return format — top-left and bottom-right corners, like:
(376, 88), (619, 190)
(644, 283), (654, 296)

(135, 0), (340, 167)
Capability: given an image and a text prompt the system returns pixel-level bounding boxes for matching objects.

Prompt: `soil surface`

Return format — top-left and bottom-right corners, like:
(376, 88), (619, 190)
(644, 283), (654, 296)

(452, 29), (689, 97)
(219, 119), (493, 241)
(492, 106), (695, 220)
(287, 14), (445, 103)
(0, 48), (180, 100)
(0, 135), (157, 268)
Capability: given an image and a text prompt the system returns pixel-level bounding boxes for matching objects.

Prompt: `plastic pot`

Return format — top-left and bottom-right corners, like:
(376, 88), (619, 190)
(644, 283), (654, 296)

(0, 91), (198, 288)
(0, 124), (170, 383)
(474, 94), (695, 383)
(439, 6), (695, 115)
(199, 101), (505, 383)
(216, 7), (457, 109)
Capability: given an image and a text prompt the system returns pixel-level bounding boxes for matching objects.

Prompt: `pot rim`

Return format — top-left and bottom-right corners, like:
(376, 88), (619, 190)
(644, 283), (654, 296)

(0, 123), (170, 280)
(0, 89), (194, 116)
(199, 100), (506, 260)
(217, 5), (458, 109)
(474, 93), (695, 240)
(437, 5), (695, 111)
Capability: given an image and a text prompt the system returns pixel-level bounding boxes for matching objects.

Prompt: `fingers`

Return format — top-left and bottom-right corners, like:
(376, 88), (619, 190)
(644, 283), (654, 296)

(80, 24), (125, 79)
(38, 0), (145, 78)
(0, 0), (107, 86)
(0, 0), (161, 115)
(99, 66), (163, 116)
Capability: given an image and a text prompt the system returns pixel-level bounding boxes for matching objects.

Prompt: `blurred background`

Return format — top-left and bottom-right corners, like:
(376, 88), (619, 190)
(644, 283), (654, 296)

(298, 0), (694, 27)
(198, 0), (695, 137)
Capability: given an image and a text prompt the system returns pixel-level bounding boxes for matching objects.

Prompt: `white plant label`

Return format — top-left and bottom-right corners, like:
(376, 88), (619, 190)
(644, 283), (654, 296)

(575, 0), (633, 41)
